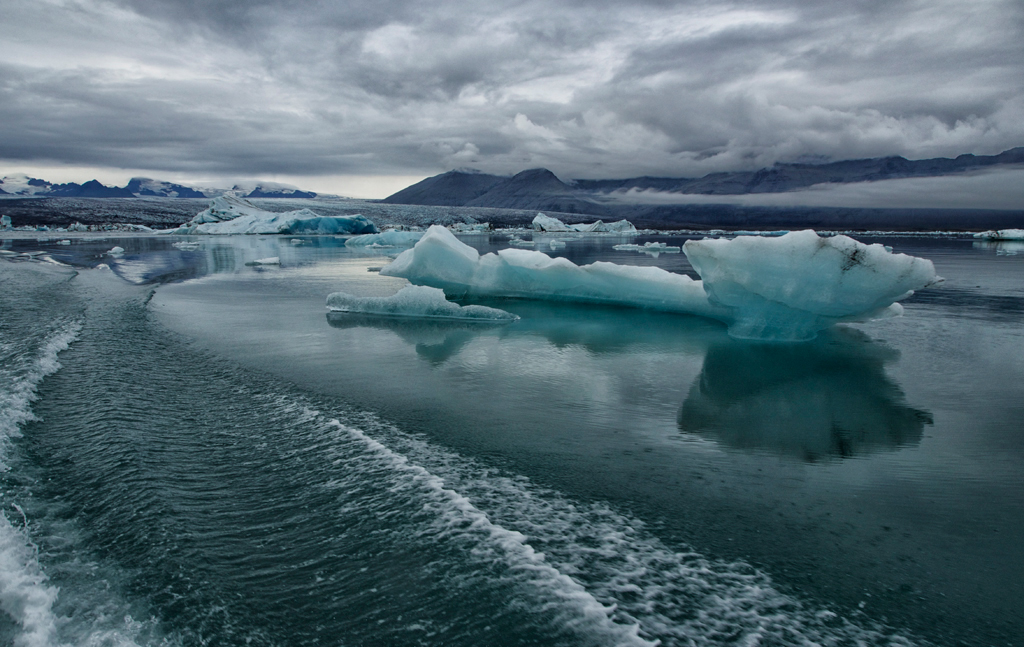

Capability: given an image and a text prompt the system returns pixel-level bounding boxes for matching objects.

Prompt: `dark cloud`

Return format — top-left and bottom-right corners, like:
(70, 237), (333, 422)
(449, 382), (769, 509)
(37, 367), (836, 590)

(2, 0), (1023, 189)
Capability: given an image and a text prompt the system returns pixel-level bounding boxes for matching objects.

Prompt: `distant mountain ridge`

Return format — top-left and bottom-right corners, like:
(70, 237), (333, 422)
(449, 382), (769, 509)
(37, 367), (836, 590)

(383, 147), (1024, 214)
(0, 174), (322, 199)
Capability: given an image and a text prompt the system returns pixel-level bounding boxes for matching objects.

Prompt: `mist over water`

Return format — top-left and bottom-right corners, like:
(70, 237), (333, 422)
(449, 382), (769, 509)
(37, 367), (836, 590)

(2, 232), (1023, 646)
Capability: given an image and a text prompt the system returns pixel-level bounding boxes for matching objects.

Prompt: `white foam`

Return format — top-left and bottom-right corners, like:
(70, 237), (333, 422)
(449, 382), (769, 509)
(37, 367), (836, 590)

(275, 396), (921, 646)
(0, 322), (80, 647)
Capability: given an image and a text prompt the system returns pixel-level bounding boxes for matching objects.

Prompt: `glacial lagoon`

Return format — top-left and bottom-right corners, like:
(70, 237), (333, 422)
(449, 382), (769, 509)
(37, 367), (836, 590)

(1, 231), (1022, 646)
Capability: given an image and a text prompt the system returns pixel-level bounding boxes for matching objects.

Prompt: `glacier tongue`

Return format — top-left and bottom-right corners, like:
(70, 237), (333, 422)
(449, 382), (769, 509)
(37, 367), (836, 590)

(379, 226), (939, 341)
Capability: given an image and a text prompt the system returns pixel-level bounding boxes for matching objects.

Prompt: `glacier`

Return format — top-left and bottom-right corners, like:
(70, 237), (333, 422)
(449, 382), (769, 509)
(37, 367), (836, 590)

(380, 226), (939, 341)
(326, 285), (518, 322)
(166, 195), (377, 235)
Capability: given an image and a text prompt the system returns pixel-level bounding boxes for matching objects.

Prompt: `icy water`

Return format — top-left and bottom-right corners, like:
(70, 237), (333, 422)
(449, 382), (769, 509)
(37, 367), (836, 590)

(1, 232), (1022, 646)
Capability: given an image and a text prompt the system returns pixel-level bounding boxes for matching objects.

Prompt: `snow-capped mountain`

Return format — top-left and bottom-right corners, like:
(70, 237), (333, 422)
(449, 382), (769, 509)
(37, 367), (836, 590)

(0, 174), (322, 199)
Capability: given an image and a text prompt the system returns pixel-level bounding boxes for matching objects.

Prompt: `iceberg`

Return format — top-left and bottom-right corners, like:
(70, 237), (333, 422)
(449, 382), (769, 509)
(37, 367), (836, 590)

(532, 213), (636, 233)
(682, 231), (940, 340)
(1, 215), (11, 230)
(345, 230), (424, 247)
(326, 285), (518, 322)
(613, 242), (681, 255)
(380, 226), (939, 341)
(106, 246), (125, 256)
(168, 195), (377, 235)
(381, 226), (724, 319)
(974, 229), (1024, 240)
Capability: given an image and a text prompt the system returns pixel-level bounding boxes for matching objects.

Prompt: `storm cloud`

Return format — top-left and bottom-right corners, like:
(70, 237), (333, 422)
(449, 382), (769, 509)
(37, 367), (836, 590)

(2, 0), (1023, 194)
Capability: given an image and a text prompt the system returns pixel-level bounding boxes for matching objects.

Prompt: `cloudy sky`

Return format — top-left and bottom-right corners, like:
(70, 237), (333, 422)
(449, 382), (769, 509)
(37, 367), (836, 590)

(2, 0), (1023, 197)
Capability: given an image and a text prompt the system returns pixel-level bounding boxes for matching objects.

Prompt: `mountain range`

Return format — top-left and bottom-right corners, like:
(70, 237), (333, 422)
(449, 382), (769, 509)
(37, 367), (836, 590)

(383, 147), (1024, 215)
(0, 175), (319, 199)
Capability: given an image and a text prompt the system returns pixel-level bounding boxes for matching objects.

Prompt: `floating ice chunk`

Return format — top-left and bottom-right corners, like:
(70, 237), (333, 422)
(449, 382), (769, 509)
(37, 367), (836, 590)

(532, 213), (636, 233)
(381, 226), (939, 341)
(974, 229), (1024, 240)
(168, 195), (377, 235)
(326, 285), (519, 322)
(345, 230), (424, 247)
(1, 215), (11, 230)
(172, 241), (202, 250)
(246, 256), (280, 265)
(549, 239), (566, 249)
(56, 240), (71, 245)
(684, 230), (940, 340)
(106, 246), (125, 256)
(381, 226), (723, 318)
(509, 237), (536, 247)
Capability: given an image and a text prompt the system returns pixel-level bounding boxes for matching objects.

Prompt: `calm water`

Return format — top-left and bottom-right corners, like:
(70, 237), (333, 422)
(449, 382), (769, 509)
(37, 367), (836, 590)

(1, 232), (1022, 646)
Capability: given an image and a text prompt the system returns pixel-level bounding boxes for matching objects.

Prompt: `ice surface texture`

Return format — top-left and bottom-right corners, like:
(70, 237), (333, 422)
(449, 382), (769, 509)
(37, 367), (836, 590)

(381, 226), (939, 341)
(326, 285), (518, 322)
(170, 195), (377, 235)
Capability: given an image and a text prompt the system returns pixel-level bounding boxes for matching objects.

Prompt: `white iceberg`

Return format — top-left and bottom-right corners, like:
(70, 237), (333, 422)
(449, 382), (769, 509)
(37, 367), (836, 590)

(974, 229), (1024, 241)
(168, 195), (377, 235)
(509, 237), (536, 247)
(345, 230), (424, 247)
(380, 226), (939, 341)
(106, 246), (125, 256)
(326, 285), (519, 322)
(381, 225), (724, 319)
(532, 213), (636, 233)
(683, 231), (940, 340)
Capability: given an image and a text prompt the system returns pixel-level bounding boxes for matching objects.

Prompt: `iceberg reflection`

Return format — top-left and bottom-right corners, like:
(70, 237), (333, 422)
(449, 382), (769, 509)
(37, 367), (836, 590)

(678, 329), (931, 461)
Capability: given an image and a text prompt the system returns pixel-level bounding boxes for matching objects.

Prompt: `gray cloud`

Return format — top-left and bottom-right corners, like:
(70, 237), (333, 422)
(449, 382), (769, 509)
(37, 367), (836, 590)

(2, 0), (1023, 191)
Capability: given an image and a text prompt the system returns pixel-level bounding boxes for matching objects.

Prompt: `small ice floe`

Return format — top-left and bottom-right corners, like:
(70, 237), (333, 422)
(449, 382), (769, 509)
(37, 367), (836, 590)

(106, 246), (125, 256)
(56, 240), (71, 245)
(245, 257), (280, 266)
(548, 239), (567, 249)
(326, 285), (518, 322)
(172, 241), (201, 250)
(381, 226), (940, 342)
(974, 229), (1024, 241)
(509, 237), (536, 247)
(613, 242), (681, 256)
(290, 238), (304, 244)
